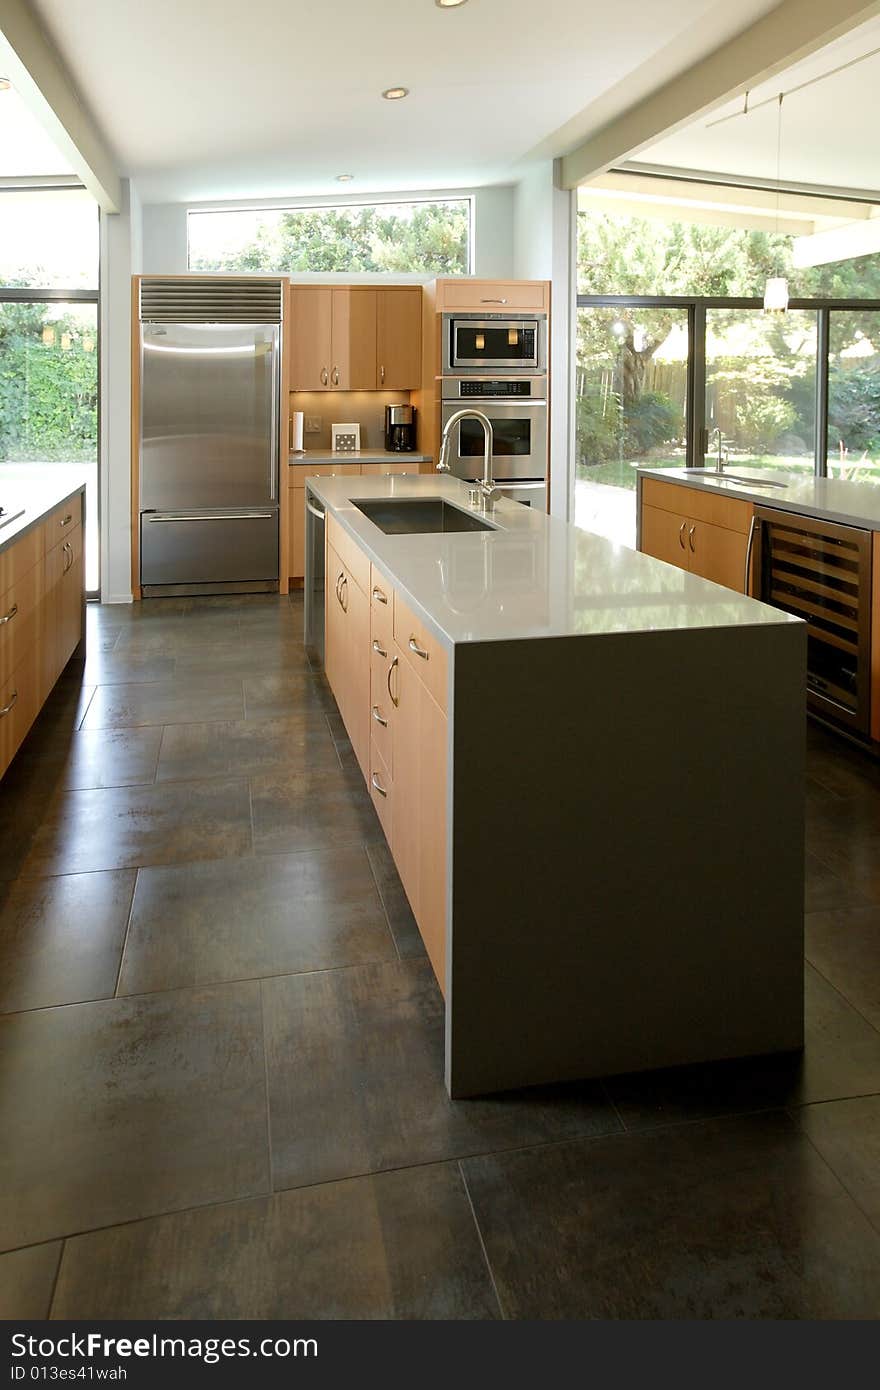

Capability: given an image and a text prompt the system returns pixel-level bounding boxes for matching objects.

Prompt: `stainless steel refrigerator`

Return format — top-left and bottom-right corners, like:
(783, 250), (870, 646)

(138, 278), (283, 595)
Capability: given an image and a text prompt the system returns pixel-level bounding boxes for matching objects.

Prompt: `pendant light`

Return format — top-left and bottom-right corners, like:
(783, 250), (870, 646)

(764, 93), (789, 315)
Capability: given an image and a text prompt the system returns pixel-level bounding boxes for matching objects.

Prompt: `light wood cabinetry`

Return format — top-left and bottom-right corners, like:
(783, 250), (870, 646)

(289, 286), (422, 391)
(289, 459), (423, 582)
(639, 477), (754, 594)
(433, 278), (550, 313)
(0, 491), (85, 781)
(325, 527), (448, 992)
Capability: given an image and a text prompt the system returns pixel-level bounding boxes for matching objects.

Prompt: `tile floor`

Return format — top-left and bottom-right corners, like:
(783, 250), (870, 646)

(0, 593), (879, 1320)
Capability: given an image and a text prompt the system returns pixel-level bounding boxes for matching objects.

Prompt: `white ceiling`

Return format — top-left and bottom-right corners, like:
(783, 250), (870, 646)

(26, 0), (780, 203)
(0, 81), (74, 175)
(636, 14), (880, 195)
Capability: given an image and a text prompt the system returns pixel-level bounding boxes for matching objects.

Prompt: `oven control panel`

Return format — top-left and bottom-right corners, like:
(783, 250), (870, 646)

(458, 379), (535, 398)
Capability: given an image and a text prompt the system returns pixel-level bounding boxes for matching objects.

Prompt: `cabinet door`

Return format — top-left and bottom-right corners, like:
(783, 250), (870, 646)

(290, 484), (304, 581)
(344, 569), (370, 782)
(331, 289), (377, 390)
(40, 541), (64, 698)
(418, 688), (447, 994)
(376, 288), (422, 389)
(640, 504), (688, 571)
(59, 524), (84, 670)
(391, 643), (420, 918)
(687, 519), (748, 593)
(290, 287), (332, 390)
(325, 541), (347, 713)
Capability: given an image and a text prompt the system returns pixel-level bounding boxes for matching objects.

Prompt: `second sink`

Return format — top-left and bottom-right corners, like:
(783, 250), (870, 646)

(353, 498), (497, 535)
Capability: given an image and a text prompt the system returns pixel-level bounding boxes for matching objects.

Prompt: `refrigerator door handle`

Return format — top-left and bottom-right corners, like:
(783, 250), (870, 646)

(269, 329), (279, 502)
(145, 512), (275, 523)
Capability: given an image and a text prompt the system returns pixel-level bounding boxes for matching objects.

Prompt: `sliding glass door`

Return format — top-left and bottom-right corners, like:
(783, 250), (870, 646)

(826, 310), (880, 484)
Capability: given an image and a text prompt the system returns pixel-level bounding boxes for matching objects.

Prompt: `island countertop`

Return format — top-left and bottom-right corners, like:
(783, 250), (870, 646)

(638, 465), (880, 532)
(0, 468), (88, 558)
(308, 472), (800, 648)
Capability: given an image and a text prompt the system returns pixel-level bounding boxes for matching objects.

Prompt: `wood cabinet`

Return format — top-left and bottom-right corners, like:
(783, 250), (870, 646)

(639, 478), (754, 594)
(324, 528), (448, 991)
(0, 491), (84, 781)
(289, 285), (422, 392)
(289, 462), (361, 585)
(432, 278), (549, 313)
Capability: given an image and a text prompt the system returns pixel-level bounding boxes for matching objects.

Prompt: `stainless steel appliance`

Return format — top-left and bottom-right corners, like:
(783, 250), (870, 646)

(439, 374), (548, 510)
(304, 484), (325, 664)
(443, 312), (546, 373)
(138, 278), (283, 595)
(753, 505), (872, 737)
(385, 403), (417, 452)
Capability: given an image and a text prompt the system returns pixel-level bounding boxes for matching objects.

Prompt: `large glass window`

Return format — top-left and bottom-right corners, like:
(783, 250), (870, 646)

(0, 189), (100, 593)
(188, 199), (472, 275)
(827, 311), (880, 484)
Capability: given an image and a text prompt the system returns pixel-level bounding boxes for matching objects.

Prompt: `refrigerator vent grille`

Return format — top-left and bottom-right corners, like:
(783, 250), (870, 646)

(139, 278), (283, 323)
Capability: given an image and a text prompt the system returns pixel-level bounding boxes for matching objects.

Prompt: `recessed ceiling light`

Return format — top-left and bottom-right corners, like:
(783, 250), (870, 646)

(0, 77), (11, 92)
(436, 0), (469, 7)
(336, 173), (354, 182)
(382, 87), (409, 100)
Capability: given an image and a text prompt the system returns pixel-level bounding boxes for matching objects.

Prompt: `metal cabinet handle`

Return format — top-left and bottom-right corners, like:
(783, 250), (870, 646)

(371, 704), (388, 728)
(335, 571), (345, 606)
(0, 603), (18, 626)
(678, 520), (686, 550)
(331, 366), (339, 386)
(321, 367), (329, 386)
(480, 298), (508, 304)
(372, 586), (388, 605)
(372, 638), (387, 658)
(371, 771), (388, 798)
(408, 635), (429, 660)
(0, 690), (18, 717)
(387, 655), (399, 708)
(380, 364), (385, 384)
(339, 575), (348, 612)
(60, 513), (73, 528)
(744, 515), (757, 596)
(688, 525), (696, 553)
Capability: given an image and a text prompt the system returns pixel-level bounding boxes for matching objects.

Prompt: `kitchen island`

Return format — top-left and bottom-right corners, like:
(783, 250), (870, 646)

(308, 472), (806, 1098)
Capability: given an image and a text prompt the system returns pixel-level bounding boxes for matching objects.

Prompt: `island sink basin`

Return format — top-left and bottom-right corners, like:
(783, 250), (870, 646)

(353, 498), (496, 535)
(682, 469), (787, 490)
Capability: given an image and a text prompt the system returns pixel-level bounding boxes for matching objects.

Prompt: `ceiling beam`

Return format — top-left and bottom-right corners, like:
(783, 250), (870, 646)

(584, 170), (873, 223)
(793, 211), (880, 266)
(0, 0), (120, 211)
(579, 190), (810, 236)
(559, 0), (880, 189)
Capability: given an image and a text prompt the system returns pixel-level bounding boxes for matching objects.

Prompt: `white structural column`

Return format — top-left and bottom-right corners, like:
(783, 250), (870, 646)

(559, 0), (880, 188)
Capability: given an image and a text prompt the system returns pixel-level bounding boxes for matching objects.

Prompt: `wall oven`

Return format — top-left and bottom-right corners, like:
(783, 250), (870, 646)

(443, 313), (546, 373)
(440, 374), (548, 509)
(753, 505), (872, 737)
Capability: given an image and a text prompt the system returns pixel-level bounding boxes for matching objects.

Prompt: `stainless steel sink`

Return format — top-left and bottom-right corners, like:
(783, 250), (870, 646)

(0, 508), (25, 530)
(353, 498), (497, 535)
(682, 469), (787, 490)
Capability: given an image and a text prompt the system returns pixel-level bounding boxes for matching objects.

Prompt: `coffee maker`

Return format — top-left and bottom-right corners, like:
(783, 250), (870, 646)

(384, 404), (417, 452)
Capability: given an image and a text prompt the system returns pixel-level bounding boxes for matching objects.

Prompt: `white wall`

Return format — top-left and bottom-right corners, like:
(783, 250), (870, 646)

(100, 177), (142, 603)
(141, 184), (516, 277)
(514, 161), (575, 521)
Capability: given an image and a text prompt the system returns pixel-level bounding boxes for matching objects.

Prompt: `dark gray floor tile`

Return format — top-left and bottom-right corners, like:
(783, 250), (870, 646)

(605, 965), (880, 1129)
(805, 851), (869, 914)
(174, 638), (313, 681)
(0, 870), (135, 1013)
(251, 761), (382, 856)
(463, 1111), (880, 1319)
(243, 673), (336, 721)
(365, 838), (425, 959)
(0, 1242), (62, 1319)
(798, 1096), (880, 1233)
(83, 650), (177, 685)
(119, 848), (396, 995)
(263, 959), (621, 1191)
(806, 906), (880, 1029)
(81, 679), (245, 731)
(18, 778), (253, 876)
(14, 727), (163, 794)
(52, 1163), (498, 1320)
(806, 725), (880, 801)
(0, 983), (268, 1251)
(112, 614), (244, 655)
(156, 715), (337, 784)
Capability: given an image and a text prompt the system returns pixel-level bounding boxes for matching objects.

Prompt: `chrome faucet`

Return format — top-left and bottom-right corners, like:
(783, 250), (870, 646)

(711, 426), (728, 475)
(437, 409), (498, 508)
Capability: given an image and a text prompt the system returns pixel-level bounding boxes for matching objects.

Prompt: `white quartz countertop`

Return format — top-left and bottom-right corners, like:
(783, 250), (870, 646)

(289, 449), (432, 466)
(639, 465), (880, 531)
(309, 473), (799, 648)
(0, 466), (88, 557)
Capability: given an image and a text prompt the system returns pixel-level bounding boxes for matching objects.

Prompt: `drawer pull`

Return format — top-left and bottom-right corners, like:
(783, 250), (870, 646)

(408, 635), (429, 660)
(0, 690), (18, 717)
(321, 367), (329, 386)
(678, 521), (686, 550)
(339, 575), (348, 612)
(371, 704), (388, 728)
(480, 297), (508, 304)
(63, 541), (73, 574)
(371, 771), (388, 797)
(372, 638), (387, 658)
(372, 586), (388, 605)
(0, 603), (18, 626)
(387, 655), (399, 708)
(60, 513), (73, 528)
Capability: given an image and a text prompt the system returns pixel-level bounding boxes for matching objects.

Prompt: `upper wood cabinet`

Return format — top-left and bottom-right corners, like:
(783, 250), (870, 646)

(289, 285), (422, 392)
(433, 278), (549, 313)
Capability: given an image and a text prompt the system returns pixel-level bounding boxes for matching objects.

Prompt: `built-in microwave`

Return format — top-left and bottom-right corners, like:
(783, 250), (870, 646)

(443, 313), (546, 373)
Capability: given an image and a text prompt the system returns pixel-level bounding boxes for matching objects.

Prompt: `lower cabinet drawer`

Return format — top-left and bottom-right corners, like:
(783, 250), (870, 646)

(368, 743), (393, 842)
(369, 662), (393, 771)
(393, 588), (448, 714)
(0, 645), (40, 779)
(0, 562), (42, 687)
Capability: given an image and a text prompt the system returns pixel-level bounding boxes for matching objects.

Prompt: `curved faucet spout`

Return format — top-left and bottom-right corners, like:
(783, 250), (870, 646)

(437, 409), (496, 500)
